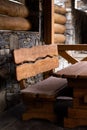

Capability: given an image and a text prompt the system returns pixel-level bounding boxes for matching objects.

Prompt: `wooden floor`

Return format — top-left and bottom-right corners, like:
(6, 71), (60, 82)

(0, 103), (87, 130)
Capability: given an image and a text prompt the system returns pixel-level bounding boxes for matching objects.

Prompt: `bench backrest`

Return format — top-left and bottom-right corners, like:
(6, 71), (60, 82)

(14, 45), (58, 81)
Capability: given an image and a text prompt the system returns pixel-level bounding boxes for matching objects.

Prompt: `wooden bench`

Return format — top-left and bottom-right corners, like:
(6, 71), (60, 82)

(14, 45), (68, 121)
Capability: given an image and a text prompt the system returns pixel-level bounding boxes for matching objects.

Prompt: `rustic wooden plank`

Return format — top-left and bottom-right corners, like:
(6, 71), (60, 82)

(68, 78), (87, 88)
(21, 77), (67, 99)
(22, 111), (57, 121)
(73, 98), (87, 109)
(64, 118), (87, 128)
(68, 108), (87, 119)
(73, 88), (87, 98)
(55, 61), (87, 78)
(58, 44), (87, 51)
(58, 51), (78, 64)
(16, 57), (58, 81)
(81, 57), (87, 61)
(14, 45), (58, 64)
(25, 101), (54, 113)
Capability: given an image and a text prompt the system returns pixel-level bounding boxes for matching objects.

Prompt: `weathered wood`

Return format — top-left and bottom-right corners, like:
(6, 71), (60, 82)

(58, 44), (87, 63)
(22, 111), (57, 121)
(64, 117), (87, 128)
(54, 34), (66, 43)
(73, 88), (87, 98)
(54, 23), (66, 34)
(14, 45), (58, 64)
(68, 78), (87, 88)
(0, 0), (29, 17)
(43, 0), (54, 44)
(54, 13), (66, 24)
(55, 61), (87, 78)
(58, 51), (78, 64)
(16, 57), (58, 81)
(14, 44), (69, 121)
(68, 108), (87, 119)
(14, 45), (59, 81)
(21, 77), (67, 100)
(0, 15), (31, 30)
(58, 44), (87, 51)
(54, 5), (66, 15)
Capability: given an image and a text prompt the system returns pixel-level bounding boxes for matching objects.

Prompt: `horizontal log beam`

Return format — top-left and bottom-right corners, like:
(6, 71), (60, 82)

(54, 5), (66, 14)
(54, 23), (66, 34)
(54, 13), (66, 24)
(54, 34), (66, 43)
(0, 15), (31, 30)
(58, 44), (87, 51)
(0, 0), (29, 17)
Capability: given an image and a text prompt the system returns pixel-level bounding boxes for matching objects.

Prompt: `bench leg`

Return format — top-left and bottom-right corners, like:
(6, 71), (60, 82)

(22, 101), (57, 121)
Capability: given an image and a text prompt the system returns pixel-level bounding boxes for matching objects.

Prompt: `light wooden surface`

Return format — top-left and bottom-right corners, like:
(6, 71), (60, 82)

(55, 61), (87, 78)
(14, 45), (68, 121)
(14, 45), (58, 81)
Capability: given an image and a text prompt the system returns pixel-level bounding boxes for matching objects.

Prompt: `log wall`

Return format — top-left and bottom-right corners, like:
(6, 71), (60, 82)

(54, 5), (66, 44)
(0, 0), (39, 31)
(43, 1), (67, 44)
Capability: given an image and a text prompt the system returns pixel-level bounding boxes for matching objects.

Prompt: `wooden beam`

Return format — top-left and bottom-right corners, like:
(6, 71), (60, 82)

(59, 51), (78, 64)
(58, 44), (87, 51)
(0, 0), (29, 17)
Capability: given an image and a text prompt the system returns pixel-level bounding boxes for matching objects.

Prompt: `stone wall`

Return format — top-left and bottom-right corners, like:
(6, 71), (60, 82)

(0, 31), (40, 110)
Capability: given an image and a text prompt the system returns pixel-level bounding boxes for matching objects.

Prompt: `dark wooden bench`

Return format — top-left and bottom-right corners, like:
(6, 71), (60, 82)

(14, 45), (67, 121)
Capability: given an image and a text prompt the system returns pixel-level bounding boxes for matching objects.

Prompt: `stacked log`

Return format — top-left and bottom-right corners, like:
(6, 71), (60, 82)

(0, 15), (31, 31)
(54, 5), (66, 44)
(0, 0), (31, 31)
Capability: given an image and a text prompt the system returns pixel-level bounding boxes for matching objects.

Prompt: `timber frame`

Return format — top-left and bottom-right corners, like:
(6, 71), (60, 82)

(58, 44), (87, 64)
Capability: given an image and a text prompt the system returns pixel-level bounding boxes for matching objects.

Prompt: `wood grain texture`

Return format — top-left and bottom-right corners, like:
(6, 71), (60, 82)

(68, 108), (87, 119)
(54, 23), (66, 34)
(0, 0), (29, 17)
(55, 61), (87, 78)
(73, 88), (87, 98)
(58, 44), (87, 51)
(64, 117), (87, 128)
(54, 34), (66, 43)
(22, 111), (57, 121)
(54, 13), (66, 24)
(14, 45), (58, 64)
(21, 77), (67, 98)
(54, 5), (66, 14)
(16, 57), (58, 81)
(59, 51), (78, 64)
(43, 0), (54, 44)
(0, 15), (31, 30)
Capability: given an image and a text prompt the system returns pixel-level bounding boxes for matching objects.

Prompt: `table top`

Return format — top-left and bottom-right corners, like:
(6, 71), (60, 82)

(54, 61), (87, 79)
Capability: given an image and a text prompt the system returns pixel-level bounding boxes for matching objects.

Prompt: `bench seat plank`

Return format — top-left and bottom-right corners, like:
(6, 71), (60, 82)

(21, 76), (67, 99)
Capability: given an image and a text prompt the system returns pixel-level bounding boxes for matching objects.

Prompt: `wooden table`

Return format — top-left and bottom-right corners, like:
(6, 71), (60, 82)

(54, 61), (87, 128)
